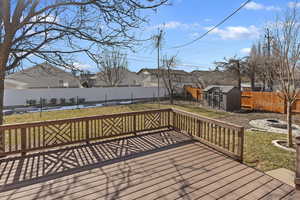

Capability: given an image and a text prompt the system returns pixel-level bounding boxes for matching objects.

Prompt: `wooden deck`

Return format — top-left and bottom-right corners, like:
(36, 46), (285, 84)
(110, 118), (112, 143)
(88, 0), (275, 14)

(0, 130), (295, 200)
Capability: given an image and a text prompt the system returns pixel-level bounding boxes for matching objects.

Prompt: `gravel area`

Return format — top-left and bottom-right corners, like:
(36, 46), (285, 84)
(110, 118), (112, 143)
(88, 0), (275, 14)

(216, 111), (300, 129)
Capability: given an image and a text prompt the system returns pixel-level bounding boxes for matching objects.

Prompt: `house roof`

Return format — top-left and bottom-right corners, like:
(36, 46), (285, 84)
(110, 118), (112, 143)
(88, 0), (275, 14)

(137, 68), (189, 75)
(5, 63), (82, 89)
(203, 85), (236, 93)
(191, 70), (244, 87)
(93, 68), (143, 86)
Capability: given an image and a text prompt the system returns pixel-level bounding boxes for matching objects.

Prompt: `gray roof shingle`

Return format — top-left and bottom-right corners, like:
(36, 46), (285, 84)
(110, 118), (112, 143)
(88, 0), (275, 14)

(6, 63), (82, 88)
(203, 85), (236, 93)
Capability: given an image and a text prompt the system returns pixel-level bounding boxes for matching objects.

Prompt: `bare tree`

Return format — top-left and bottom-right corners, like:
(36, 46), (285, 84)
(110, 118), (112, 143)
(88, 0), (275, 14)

(88, 50), (128, 87)
(271, 7), (300, 148)
(245, 44), (259, 91)
(214, 56), (246, 90)
(253, 33), (278, 91)
(161, 55), (177, 104)
(0, 0), (167, 125)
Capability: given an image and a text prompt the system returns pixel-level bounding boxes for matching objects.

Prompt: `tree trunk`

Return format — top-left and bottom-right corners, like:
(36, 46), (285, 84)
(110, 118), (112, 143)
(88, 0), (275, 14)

(170, 90), (174, 105)
(0, 71), (4, 154)
(250, 71), (255, 91)
(238, 76), (241, 91)
(262, 79), (266, 91)
(286, 101), (293, 148)
(237, 61), (241, 91)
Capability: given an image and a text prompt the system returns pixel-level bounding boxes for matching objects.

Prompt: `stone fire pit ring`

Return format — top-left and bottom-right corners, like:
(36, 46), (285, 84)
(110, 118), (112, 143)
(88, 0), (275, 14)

(249, 118), (300, 137)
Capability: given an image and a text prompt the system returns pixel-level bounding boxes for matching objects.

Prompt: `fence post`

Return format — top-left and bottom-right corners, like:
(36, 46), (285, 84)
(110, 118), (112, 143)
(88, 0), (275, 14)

(237, 127), (244, 163)
(21, 127), (27, 156)
(295, 136), (300, 198)
(76, 96), (79, 109)
(40, 97), (43, 118)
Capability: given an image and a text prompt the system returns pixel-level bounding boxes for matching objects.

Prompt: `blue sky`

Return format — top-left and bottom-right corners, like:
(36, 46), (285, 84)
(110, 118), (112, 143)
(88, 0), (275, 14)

(24, 0), (299, 73)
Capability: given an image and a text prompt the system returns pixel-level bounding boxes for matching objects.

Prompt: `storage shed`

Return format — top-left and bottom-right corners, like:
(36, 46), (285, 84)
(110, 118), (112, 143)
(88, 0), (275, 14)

(203, 85), (241, 111)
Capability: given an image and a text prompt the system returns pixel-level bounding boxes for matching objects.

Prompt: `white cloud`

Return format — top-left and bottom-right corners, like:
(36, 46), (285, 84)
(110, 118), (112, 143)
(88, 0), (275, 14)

(205, 25), (260, 40)
(30, 14), (59, 23)
(189, 32), (200, 39)
(240, 48), (251, 54)
(244, 2), (281, 11)
(288, 2), (300, 8)
(73, 62), (93, 70)
(151, 21), (200, 30)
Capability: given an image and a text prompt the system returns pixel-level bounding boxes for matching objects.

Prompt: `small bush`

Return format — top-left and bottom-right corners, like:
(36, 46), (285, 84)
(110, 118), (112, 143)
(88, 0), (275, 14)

(39, 98), (47, 106)
(26, 99), (37, 106)
(78, 98), (85, 104)
(69, 98), (75, 104)
(60, 98), (66, 105)
(50, 98), (57, 105)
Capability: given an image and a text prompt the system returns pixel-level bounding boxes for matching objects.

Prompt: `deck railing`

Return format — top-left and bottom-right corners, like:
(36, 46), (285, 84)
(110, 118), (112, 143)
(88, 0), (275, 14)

(172, 109), (244, 162)
(0, 109), (172, 156)
(0, 108), (244, 162)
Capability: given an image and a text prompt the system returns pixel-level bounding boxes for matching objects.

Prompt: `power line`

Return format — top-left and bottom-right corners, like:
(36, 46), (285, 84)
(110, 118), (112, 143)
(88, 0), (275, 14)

(171, 0), (252, 49)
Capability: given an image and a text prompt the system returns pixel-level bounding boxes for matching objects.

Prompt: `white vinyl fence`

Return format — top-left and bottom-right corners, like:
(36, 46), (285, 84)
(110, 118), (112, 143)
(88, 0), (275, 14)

(4, 87), (168, 107)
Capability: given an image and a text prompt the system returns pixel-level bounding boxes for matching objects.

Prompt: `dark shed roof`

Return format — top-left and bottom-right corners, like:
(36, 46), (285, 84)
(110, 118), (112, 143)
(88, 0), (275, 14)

(203, 85), (236, 93)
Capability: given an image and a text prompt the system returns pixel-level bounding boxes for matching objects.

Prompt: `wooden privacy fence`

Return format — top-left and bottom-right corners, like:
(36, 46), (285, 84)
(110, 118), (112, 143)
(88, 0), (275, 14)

(184, 86), (203, 101)
(0, 108), (244, 162)
(241, 91), (300, 113)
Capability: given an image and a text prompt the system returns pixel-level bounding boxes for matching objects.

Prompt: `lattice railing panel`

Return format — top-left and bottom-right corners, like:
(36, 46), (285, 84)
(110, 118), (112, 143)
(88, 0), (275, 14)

(0, 109), (172, 156)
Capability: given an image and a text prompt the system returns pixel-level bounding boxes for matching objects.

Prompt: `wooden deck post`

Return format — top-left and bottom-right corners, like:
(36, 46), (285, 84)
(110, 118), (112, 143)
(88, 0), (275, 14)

(172, 111), (176, 130)
(237, 127), (244, 163)
(0, 128), (4, 155)
(21, 127), (27, 156)
(133, 115), (137, 136)
(295, 136), (300, 198)
(85, 120), (90, 144)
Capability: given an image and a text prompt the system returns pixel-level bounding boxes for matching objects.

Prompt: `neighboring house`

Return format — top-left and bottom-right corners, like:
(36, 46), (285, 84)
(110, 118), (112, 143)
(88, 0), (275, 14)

(191, 70), (245, 88)
(5, 63), (82, 89)
(241, 82), (263, 91)
(79, 72), (97, 88)
(91, 69), (143, 87)
(137, 68), (199, 89)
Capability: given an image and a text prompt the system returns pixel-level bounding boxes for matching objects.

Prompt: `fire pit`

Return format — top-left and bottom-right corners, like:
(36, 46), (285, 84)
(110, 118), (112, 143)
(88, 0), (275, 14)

(267, 119), (279, 123)
(249, 118), (300, 136)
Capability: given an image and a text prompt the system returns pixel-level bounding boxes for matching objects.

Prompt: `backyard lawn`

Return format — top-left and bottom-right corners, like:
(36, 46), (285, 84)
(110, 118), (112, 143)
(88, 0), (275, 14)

(3, 102), (296, 172)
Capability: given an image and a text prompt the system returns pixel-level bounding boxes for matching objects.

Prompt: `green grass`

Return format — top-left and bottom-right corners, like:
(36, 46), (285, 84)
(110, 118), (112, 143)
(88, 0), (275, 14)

(127, 103), (229, 118)
(4, 102), (228, 124)
(4, 102), (295, 172)
(244, 131), (295, 172)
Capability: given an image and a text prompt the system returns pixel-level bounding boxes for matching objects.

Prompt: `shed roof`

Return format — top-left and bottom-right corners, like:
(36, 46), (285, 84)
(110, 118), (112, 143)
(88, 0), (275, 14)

(203, 85), (236, 93)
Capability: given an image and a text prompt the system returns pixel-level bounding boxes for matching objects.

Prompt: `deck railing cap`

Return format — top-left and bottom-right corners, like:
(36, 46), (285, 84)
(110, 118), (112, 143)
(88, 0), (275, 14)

(171, 108), (244, 130)
(0, 108), (173, 129)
